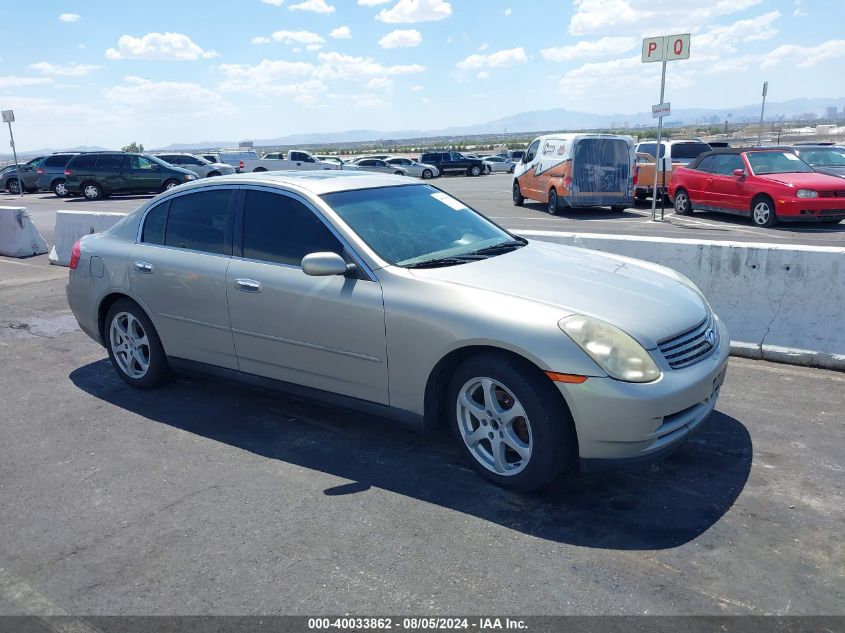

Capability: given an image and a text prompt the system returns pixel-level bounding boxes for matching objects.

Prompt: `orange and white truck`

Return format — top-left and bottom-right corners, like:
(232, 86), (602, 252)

(512, 133), (635, 213)
(633, 140), (712, 201)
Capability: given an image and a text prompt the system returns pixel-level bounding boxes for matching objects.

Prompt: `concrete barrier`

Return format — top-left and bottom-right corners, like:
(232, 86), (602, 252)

(519, 230), (845, 371)
(49, 210), (126, 266)
(0, 206), (49, 258)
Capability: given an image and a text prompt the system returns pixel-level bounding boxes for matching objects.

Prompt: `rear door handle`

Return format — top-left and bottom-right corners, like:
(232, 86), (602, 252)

(235, 279), (262, 293)
(134, 261), (153, 274)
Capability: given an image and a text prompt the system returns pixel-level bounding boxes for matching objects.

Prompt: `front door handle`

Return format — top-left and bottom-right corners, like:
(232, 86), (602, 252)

(134, 261), (153, 274)
(235, 279), (262, 293)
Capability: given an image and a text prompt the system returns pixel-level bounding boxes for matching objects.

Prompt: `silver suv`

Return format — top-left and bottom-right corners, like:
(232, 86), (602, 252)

(154, 154), (235, 178)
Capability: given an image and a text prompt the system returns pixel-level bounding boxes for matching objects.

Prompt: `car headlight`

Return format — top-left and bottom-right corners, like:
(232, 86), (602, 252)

(796, 189), (818, 198)
(184, 174), (197, 181)
(559, 315), (661, 383)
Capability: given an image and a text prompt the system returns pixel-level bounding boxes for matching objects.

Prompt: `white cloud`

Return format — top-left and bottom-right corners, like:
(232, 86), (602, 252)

(261, 0), (285, 4)
(694, 11), (779, 54)
(0, 76), (54, 89)
(366, 77), (393, 89)
(456, 47), (527, 70)
(541, 36), (636, 62)
(358, 0), (390, 4)
(104, 77), (236, 116)
(761, 39), (845, 69)
(217, 59), (315, 94)
(30, 62), (101, 77)
(329, 26), (352, 38)
(105, 32), (218, 61)
(306, 43), (323, 51)
(271, 30), (326, 45)
(568, 0), (764, 35)
(477, 71), (490, 79)
(504, 8), (512, 16)
(410, 84), (423, 91)
(289, 0), (335, 13)
(314, 51), (425, 79)
(376, 0), (452, 23)
(379, 29), (422, 48)
(59, 13), (80, 22)
(252, 36), (271, 45)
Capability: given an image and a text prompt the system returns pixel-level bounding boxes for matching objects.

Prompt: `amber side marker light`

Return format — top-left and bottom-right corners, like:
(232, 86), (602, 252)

(545, 372), (588, 384)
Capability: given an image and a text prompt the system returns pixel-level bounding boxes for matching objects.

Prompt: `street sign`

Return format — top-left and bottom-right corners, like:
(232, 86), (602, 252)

(641, 34), (690, 62)
(652, 102), (671, 118)
(1, 110), (14, 123)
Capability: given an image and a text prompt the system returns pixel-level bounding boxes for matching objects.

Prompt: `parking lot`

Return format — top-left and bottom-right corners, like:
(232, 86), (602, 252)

(0, 172), (843, 616)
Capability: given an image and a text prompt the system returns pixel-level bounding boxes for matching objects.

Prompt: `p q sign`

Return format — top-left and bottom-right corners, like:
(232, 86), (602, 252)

(642, 34), (690, 62)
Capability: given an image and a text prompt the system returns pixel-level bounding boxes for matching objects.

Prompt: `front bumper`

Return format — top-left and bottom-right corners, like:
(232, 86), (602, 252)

(775, 197), (845, 220)
(561, 317), (730, 469)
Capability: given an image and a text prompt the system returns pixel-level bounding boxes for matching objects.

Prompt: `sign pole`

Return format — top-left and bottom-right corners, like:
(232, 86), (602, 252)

(757, 81), (768, 147)
(8, 121), (22, 198)
(651, 60), (666, 222)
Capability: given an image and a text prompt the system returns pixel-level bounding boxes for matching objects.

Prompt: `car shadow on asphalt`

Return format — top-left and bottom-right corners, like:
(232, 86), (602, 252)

(70, 359), (752, 551)
(523, 203), (645, 221)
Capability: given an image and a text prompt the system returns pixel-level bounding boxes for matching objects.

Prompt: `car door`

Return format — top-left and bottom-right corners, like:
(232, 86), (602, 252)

(226, 187), (389, 404)
(684, 154), (717, 207)
(707, 154), (747, 213)
(129, 187), (238, 369)
(95, 154), (127, 194)
(125, 154), (163, 193)
(518, 139), (542, 199)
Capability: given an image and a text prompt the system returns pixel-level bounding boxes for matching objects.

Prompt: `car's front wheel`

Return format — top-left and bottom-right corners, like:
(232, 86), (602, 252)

(106, 299), (169, 389)
(751, 195), (778, 227)
(7, 179), (20, 194)
(448, 355), (573, 492)
(469, 165), (482, 177)
(513, 181), (524, 206)
(421, 169), (433, 179)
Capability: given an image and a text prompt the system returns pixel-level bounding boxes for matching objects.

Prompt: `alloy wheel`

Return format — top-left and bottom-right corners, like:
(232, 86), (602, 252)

(753, 201), (771, 226)
(109, 312), (151, 379)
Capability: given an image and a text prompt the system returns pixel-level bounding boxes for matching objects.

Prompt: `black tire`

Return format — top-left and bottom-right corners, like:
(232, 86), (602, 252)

(512, 181), (524, 206)
(207, 171), (221, 178)
(548, 188), (559, 215)
(673, 188), (693, 215)
(421, 169), (433, 180)
(485, 165), (492, 175)
(162, 179), (181, 192)
(751, 195), (778, 227)
(394, 171), (404, 176)
(52, 179), (68, 198)
(610, 206), (626, 213)
(469, 165), (482, 177)
(635, 190), (648, 201)
(105, 298), (169, 390)
(7, 179), (20, 194)
(253, 167), (268, 172)
(82, 182), (104, 201)
(447, 354), (574, 492)
(508, 165), (515, 174)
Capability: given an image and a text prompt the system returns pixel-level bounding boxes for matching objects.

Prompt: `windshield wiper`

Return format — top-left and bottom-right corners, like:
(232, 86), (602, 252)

(466, 239), (527, 256)
(403, 255), (485, 269)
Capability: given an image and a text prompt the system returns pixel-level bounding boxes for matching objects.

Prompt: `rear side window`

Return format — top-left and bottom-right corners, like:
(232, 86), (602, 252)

(695, 155), (717, 172)
(44, 155), (73, 168)
(142, 202), (169, 245)
(98, 154), (125, 171)
(71, 154), (98, 170)
(672, 143), (711, 160)
(164, 189), (233, 255)
(242, 190), (342, 267)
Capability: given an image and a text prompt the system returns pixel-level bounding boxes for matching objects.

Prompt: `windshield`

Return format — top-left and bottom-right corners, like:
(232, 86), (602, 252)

(798, 148), (845, 167)
(747, 151), (814, 175)
(322, 184), (518, 267)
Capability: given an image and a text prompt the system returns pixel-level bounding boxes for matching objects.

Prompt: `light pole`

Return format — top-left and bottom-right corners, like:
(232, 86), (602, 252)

(2, 110), (22, 197)
(757, 81), (768, 147)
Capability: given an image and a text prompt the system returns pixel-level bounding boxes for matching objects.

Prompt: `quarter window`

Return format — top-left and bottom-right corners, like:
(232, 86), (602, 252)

(696, 156), (717, 172)
(164, 189), (233, 254)
(142, 202), (169, 245)
(242, 190), (342, 267)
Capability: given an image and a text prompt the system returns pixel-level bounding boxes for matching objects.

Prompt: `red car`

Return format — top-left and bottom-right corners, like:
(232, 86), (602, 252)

(668, 148), (845, 227)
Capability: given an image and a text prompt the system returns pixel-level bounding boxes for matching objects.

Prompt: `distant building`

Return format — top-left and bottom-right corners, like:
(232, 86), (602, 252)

(825, 106), (838, 120)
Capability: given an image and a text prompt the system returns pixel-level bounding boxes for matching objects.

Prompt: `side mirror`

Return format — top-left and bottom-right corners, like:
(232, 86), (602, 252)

(732, 169), (745, 177)
(301, 252), (351, 277)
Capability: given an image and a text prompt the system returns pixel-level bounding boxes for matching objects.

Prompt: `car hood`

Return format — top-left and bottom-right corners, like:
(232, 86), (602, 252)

(409, 240), (708, 349)
(757, 172), (845, 187)
(810, 166), (845, 179)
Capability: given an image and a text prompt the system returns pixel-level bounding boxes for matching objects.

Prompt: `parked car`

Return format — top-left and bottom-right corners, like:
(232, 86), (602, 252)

(483, 156), (516, 174)
(508, 150), (526, 162)
(770, 145), (845, 180)
(2, 156), (44, 193)
(66, 171), (728, 492)
(63, 152), (198, 201)
(418, 151), (486, 176)
(241, 150), (339, 173)
(200, 153), (222, 164)
(668, 148), (845, 227)
(154, 153), (236, 178)
(36, 153), (78, 197)
(634, 140), (712, 200)
(385, 157), (439, 179)
(315, 156), (347, 166)
(351, 158), (407, 176)
(216, 150), (261, 172)
(513, 133), (634, 213)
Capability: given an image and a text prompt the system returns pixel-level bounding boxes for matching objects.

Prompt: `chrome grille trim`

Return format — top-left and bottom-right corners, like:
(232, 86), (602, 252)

(658, 315), (717, 369)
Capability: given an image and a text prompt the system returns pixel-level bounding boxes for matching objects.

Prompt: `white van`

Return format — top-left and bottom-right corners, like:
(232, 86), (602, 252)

(512, 133), (635, 213)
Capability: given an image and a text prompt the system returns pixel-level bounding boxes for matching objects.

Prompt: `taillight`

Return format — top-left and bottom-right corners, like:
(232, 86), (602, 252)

(69, 240), (81, 270)
(563, 176), (572, 190)
(239, 160), (244, 170)
(633, 166), (639, 186)
(64, 169), (73, 176)
(36, 167), (45, 175)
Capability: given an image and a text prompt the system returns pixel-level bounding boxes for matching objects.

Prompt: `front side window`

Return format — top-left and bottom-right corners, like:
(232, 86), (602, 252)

(242, 190), (342, 266)
(129, 155), (157, 171)
(712, 154), (745, 175)
(164, 189), (233, 254)
(746, 151), (814, 175)
(322, 184), (516, 267)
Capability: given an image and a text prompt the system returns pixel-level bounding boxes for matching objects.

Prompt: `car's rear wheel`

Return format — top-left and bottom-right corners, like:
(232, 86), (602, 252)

(469, 165), (482, 177)
(674, 188), (693, 215)
(7, 179), (20, 194)
(83, 182), (104, 201)
(751, 195), (777, 227)
(448, 355), (573, 492)
(106, 299), (169, 389)
(53, 180), (68, 197)
(394, 170), (404, 176)
(508, 165), (515, 174)
(163, 179), (181, 191)
(485, 165), (492, 174)
(513, 181), (524, 206)
(253, 167), (267, 172)
(635, 190), (648, 201)
(548, 188), (559, 215)
(611, 205), (626, 212)
(207, 171), (221, 178)
(421, 169), (433, 179)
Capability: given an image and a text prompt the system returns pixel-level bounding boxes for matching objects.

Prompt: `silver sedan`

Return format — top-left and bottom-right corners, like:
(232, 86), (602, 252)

(351, 158), (408, 176)
(482, 156), (516, 174)
(386, 157), (440, 179)
(66, 172), (729, 492)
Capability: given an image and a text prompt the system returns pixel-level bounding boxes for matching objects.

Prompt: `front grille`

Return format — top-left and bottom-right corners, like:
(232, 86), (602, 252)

(658, 316), (717, 370)
(818, 191), (845, 198)
(820, 209), (845, 215)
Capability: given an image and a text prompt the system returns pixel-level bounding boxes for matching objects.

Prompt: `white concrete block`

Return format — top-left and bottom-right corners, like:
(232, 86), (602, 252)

(0, 206), (48, 258)
(50, 210), (126, 266)
(519, 230), (845, 371)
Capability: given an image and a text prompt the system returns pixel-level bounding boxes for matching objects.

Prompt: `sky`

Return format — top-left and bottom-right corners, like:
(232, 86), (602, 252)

(1, 0), (843, 150)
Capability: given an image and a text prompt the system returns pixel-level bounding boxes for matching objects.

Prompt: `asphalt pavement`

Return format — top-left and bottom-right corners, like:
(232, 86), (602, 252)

(0, 270), (842, 615)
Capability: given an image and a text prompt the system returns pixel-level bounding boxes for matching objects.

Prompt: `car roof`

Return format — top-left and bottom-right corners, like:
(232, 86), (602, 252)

(688, 147), (808, 169)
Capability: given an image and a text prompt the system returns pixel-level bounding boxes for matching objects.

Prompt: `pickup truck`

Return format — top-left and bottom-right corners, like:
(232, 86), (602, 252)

(239, 150), (340, 173)
(633, 140), (711, 200)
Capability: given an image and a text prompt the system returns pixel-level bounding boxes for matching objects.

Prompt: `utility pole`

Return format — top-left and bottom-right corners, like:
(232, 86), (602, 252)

(2, 110), (22, 197)
(757, 81), (768, 146)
